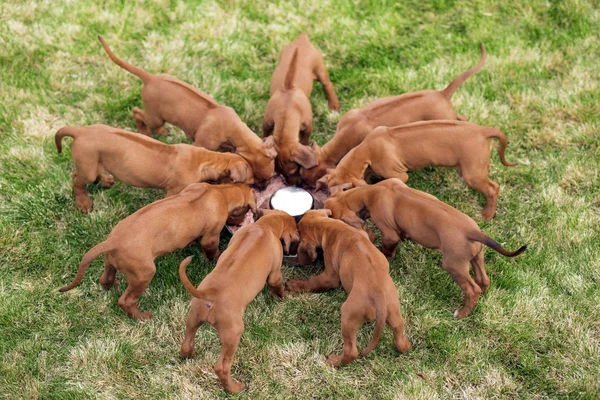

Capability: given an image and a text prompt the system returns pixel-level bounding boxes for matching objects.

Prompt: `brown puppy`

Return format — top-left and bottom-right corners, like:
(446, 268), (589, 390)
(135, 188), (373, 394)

(178, 210), (299, 394)
(300, 43), (486, 187)
(59, 183), (258, 320)
(317, 120), (518, 220)
(263, 33), (339, 182)
(56, 124), (253, 214)
(99, 36), (277, 185)
(287, 210), (411, 367)
(325, 179), (527, 318)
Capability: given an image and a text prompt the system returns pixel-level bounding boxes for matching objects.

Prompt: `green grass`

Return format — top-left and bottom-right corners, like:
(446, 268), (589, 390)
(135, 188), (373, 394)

(1, 0), (599, 398)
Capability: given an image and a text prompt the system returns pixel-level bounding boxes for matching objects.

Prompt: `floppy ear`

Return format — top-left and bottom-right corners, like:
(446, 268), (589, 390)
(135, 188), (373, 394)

(315, 174), (330, 192)
(229, 162), (250, 183)
(341, 212), (365, 230)
(310, 141), (321, 153)
(292, 143), (318, 169)
(353, 179), (368, 188)
(258, 208), (277, 218)
(297, 239), (318, 265)
(330, 182), (353, 196)
(262, 136), (278, 159)
(281, 229), (300, 254)
(248, 192), (258, 215)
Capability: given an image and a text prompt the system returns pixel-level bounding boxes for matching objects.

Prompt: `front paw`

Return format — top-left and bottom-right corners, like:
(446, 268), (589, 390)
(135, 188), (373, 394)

(76, 198), (93, 214)
(326, 353), (343, 367)
(286, 279), (307, 293)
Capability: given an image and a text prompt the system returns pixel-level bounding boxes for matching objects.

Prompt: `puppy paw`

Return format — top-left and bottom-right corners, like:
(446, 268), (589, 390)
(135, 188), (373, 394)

(326, 354), (342, 367)
(76, 198), (93, 215)
(99, 174), (115, 188)
(286, 280), (307, 293)
(453, 308), (470, 319)
(180, 349), (195, 359)
(133, 311), (153, 321)
(481, 209), (495, 221)
(226, 382), (246, 394)
(395, 337), (412, 353)
(155, 127), (170, 136)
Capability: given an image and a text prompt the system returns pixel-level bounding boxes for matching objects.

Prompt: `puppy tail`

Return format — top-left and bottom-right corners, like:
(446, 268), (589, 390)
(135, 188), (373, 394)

(486, 128), (518, 167)
(441, 42), (486, 100)
(55, 126), (81, 153)
(284, 48), (299, 90)
(470, 232), (527, 257)
(178, 256), (216, 308)
(98, 36), (153, 83)
(59, 240), (115, 292)
(359, 291), (387, 358)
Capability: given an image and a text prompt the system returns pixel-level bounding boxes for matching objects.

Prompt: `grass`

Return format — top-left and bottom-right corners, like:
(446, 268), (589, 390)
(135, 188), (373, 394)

(1, 0), (599, 398)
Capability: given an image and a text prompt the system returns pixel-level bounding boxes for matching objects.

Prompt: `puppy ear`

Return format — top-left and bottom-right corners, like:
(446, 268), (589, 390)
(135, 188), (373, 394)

(292, 144), (318, 169)
(297, 239), (317, 265)
(229, 162), (250, 183)
(330, 182), (353, 196)
(281, 229), (299, 254)
(341, 212), (365, 230)
(315, 174), (330, 192)
(353, 179), (368, 188)
(258, 208), (275, 218)
(249, 191), (258, 215)
(310, 141), (321, 152)
(262, 136), (278, 159)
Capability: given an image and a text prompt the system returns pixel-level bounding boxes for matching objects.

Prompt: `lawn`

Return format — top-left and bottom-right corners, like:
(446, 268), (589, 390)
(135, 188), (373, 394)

(1, 0), (599, 398)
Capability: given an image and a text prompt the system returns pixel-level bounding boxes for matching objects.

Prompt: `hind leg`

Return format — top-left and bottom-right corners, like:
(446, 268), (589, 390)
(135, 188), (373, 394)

(327, 296), (364, 367)
(180, 301), (206, 358)
(462, 168), (499, 221)
(380, 228), (400, 259)
(200, 233), (220, 261)
(117, 262), (156, 320)
(443, 256), (482, 318)
(99, 258), (118, 290)
(470, 249), (490, 292)
(73, 172), (95, 214)
(214, 316), (245, 394)
(387, 298), (411, 353)
(315, 60), (340, 112)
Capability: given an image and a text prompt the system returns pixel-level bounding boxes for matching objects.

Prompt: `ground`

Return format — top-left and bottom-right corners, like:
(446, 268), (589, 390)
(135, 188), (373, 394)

(1, 0), (599, 398)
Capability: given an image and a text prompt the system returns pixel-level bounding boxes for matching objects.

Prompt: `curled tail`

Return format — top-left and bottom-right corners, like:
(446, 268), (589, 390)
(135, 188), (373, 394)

(55, 126), (82, 153)
(59, 240), (115, 292)
(359, 291), (387, 357)
(178, 257), (217, 307)
(486, 128), (518, 167)
(98, 36), (152, 83)
(284, 48), (299, 90)
(441, 43), (487, 100)
(470, 232), (527, 257)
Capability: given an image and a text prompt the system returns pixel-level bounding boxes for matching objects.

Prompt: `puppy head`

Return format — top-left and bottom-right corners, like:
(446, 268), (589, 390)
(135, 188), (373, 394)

(299, 143), (329, 187)
(261, 136), (278, 160)
(325, 194), (366, 230)
(228, 160), (253, 184)
(226, 206), (250, 225)
(281, 224), (300, 255)
(291, 143), (318, 169)
(296, 238), (317, 265)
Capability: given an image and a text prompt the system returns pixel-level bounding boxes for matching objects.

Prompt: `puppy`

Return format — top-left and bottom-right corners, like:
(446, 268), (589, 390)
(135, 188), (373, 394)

(55, 124), (253, 213)
(326, 179), (527, 318)
(99, 36), (277, 185)
(300, 43), (486, 187)
(317, 120), (518, 220)
(263, 33), (340, 183)
(59, 183), (258, 320)
(287, 210), (411, 367)
(178, 209), (299, 393)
